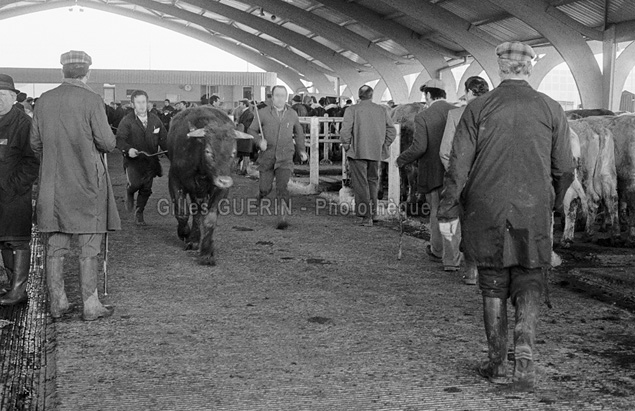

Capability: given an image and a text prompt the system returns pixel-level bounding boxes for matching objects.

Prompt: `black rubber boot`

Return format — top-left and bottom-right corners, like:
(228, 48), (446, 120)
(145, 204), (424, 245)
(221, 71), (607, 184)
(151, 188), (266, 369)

(478, 296), (508, 384)
(1, 250), (14, 295)
(125, 191), (135, 212)
(46, 256), (75, 319)
(135, 194), (150, 226)
(512, 289), (541, 392)
(0, 250), (30, 305)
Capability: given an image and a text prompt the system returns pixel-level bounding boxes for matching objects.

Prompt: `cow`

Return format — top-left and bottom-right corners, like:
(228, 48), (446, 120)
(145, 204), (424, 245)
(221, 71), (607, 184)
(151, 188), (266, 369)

(565, 109), (615, 120)
(378, 103), (427, 209)
(561, 119), (620, 246)
(167, 106), (247, 265)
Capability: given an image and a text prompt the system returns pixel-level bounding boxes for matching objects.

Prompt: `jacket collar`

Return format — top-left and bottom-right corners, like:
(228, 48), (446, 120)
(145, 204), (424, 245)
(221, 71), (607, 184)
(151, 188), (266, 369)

(62, 78), (94, 93)
(499, 79), (530, 88)
(0, 105), (20, 128)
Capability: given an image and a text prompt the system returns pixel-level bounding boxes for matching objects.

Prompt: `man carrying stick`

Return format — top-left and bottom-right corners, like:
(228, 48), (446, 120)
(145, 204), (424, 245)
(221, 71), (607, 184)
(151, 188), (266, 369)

(31, 50), (121, 321)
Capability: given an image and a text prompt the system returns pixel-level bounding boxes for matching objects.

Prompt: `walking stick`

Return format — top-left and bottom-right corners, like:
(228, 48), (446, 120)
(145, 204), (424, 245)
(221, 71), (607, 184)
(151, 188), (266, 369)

(398, 202), (405, 260)
(103, 153), (109, 296)
(254, 101), (265, 148)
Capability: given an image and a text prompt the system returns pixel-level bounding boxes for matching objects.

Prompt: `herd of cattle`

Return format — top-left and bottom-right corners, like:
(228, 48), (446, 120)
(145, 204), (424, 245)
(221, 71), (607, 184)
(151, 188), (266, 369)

(163, 103), (634, 265)
(390, 104), (635, 248)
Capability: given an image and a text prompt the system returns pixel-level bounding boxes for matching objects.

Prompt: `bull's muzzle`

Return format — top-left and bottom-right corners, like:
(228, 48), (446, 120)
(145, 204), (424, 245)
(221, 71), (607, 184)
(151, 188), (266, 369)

(214, 176), (234, 189)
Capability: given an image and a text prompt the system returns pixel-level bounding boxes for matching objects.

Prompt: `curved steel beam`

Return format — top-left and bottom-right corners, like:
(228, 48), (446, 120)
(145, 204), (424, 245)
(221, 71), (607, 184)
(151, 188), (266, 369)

(245, 0), (410, 103)
(0, 0), (306, 92)
(378, 0), (501, 85)
(408, 71), (431, 102)
(530, 52), (564, 90)
(124, 0), (334, 93)
(313, 0), (457, 97)
(180, 0), (367, 93)
(372, 80), (388, 104)
(485, 0), (603, 108)
(614, 42), (635, 110)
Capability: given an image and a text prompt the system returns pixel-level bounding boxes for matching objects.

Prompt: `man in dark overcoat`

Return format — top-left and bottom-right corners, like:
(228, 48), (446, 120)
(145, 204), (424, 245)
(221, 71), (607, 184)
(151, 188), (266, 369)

(0, 74), (39, 306)
(438, 42), (574, 391)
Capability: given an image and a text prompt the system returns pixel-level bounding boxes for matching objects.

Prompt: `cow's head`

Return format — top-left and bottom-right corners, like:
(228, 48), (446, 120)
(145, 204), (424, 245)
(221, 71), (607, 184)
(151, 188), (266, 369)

(186, 121), (253, 189)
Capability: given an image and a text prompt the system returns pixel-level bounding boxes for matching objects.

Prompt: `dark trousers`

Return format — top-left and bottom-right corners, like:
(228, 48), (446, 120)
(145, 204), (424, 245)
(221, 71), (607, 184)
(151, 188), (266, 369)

(259, 167), (292, 206)
(348, 158), (379, 218)
(126, 165), (155, 212)
(478, 266), (544, 304)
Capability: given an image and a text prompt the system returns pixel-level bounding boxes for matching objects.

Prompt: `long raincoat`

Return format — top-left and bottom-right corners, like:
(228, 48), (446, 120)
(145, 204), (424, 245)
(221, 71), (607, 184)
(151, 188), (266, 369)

(30, 79), (121, 234)
(438, 80), (574, 269)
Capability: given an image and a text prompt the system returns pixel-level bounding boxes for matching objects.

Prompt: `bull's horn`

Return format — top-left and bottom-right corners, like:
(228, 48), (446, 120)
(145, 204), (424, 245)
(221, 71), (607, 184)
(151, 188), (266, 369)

(187, 128), (206, 138)
(234, 130), (254, 140)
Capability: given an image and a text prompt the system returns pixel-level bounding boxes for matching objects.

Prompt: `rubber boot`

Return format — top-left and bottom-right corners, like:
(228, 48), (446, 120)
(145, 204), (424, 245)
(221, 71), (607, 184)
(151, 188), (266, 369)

(0, 250), (30, 305)
(79, 257), (114, 321)
(478, 296), (508, 384)
(276, 199), (289, 230)
(0, 250), (14, 295)
(512, 289), (541, 392)
(46, 256), (75, 318)
(135, 193), (149, 226)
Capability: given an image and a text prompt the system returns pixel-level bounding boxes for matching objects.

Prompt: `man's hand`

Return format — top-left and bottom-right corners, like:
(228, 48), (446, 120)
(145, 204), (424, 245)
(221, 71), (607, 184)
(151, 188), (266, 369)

(128, 148), (139, 158)
(259, 139), (268, 151)
(439, 219), (459, 241)
(299, 151), (308, 162)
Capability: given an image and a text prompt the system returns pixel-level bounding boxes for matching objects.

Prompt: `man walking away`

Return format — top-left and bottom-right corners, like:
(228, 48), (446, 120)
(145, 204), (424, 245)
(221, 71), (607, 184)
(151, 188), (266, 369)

(438, 42), (574, 391)
(116, 90), (168, 226)
(248, 86), (307, 229)
(396, 79), (455, 263)
(31, 50), (121, 321)
(0, 74), (39, 306)
(439, 76), (490, 284)
(340, 85), (396, 226)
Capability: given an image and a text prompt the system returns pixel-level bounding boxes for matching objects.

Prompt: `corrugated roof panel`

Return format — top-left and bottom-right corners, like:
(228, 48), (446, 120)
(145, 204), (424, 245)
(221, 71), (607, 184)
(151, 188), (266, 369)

(217, 0), (253, 12)
(375, 39), (410, 57)
(608, 0), (635, 23)
(344, 23), (383, 42)
(258, 33), (287, 48)
(440, 0), (505, 23)
(339, 50), (368, 65)
(311, 6), (352, 26)
(281, 21), (313, 37)
(392, 15), (435, 34)
(558, 0), (605, 27)
(280, 0), (314, 10)
(311, 36), (344, 52)
(479, 17), (541, 42)
(232, 21), (261, 36)
(353, 0), (400, 16)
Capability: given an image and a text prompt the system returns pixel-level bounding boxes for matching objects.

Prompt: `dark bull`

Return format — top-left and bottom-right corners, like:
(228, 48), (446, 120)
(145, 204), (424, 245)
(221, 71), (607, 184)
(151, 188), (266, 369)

(166, 106), (252, 265)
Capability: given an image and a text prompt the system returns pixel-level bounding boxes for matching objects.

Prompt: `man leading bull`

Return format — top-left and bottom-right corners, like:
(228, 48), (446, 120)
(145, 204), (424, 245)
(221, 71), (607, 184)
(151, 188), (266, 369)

(0, 74), (39, 306)
(438, 42), (574, 391)
(248, 86), (307, 229)
(116, 89), (168, 226)
(31, 51), (121, 321)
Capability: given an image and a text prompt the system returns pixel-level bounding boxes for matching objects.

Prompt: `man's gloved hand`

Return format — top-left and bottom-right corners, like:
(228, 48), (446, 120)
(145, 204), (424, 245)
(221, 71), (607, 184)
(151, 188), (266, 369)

(299, 151), (308, 162)
(128, 148), (139, 158)
(259, 139), (268, 151)
(439, 219), (459, 241)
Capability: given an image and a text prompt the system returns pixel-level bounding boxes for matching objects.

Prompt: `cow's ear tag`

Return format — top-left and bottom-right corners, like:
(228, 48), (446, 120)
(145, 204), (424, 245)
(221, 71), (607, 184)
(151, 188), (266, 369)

(187, 128), (206, 138)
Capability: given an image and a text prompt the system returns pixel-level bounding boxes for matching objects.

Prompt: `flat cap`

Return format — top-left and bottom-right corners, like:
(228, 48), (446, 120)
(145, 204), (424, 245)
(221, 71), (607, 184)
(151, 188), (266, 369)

(60, 50), (92, 66)
(495, 41), (536, 62)
(420, 78), (445, 92)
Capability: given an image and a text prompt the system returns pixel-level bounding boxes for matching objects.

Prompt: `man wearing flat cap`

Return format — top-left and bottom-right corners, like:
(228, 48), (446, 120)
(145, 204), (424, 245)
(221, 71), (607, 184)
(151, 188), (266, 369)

(31, 50), (121, 321)
(0, 74), (39, 306)
(438, 41), (574, 391)
(397, 78), (455, 266)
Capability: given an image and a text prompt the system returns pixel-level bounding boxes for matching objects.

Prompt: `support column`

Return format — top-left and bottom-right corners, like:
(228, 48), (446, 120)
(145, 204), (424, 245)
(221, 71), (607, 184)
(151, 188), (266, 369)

(602, 25), (617, 111)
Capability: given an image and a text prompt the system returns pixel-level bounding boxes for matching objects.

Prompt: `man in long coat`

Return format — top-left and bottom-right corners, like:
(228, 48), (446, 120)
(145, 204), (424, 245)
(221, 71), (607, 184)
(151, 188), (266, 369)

(116, 89), (167, 226)
(248, 86), (307, 229)
(31, 50), (121, 321)
(438, 42), (574, 391)
(340, 85), (396, 226)
(397, 79), (456, 268)
(0, 74), (39, 306)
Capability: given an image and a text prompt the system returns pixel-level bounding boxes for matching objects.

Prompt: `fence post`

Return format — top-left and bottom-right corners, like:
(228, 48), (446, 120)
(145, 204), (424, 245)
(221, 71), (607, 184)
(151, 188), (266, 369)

(309, 117), (320, 190)
(387, 124), (401, 210)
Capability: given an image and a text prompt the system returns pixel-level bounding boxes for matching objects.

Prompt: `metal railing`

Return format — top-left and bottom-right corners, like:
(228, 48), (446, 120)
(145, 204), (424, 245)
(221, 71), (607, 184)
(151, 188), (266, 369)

(298, 116), (401, 207)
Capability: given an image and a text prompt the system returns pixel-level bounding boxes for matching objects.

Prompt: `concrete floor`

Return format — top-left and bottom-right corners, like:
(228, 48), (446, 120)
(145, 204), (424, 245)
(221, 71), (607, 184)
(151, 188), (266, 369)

(3, 153), (635, 410)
